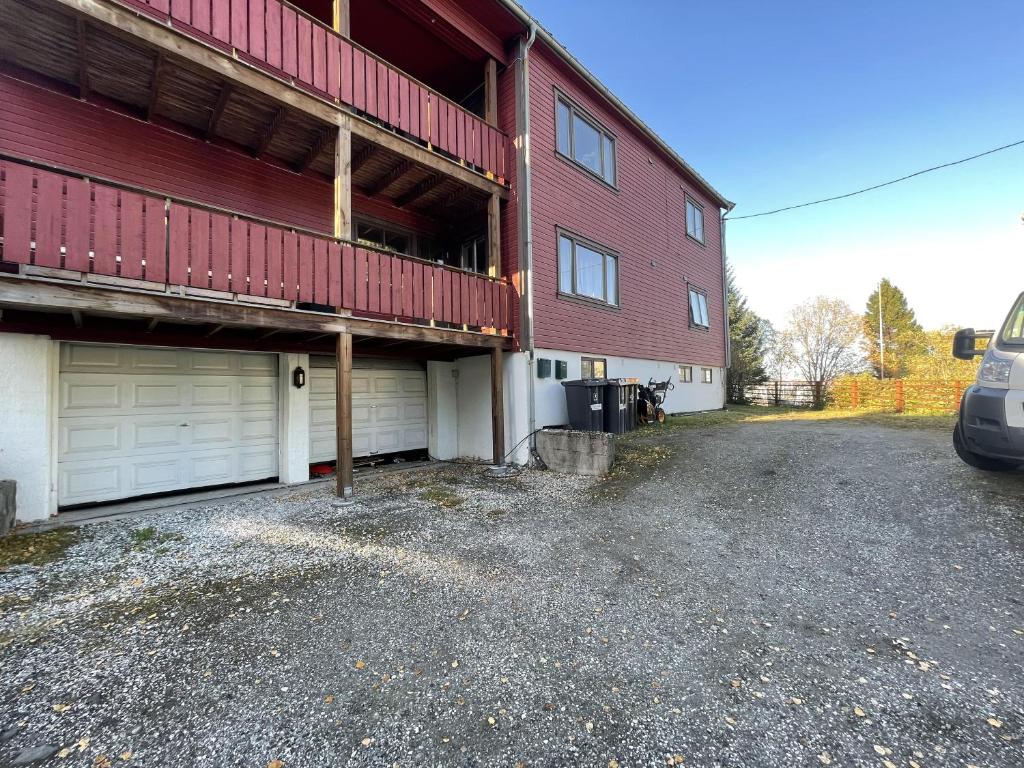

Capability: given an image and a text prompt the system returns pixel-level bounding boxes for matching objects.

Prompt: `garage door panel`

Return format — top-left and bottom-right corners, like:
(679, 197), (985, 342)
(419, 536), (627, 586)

(352, 432), (372, 456)
(405, 402), (427, 420)
(62, 379), (123, 411)
(373, 374), (399, 395)
(353, 404), (372, 426)
(400, 375), (426, 394)
(375, 404), (401, 423)
(374, 429), (400, 453)
(352, 373), (371, 396)
(58, 344), (280, 506)
(61, 421), (122, 456)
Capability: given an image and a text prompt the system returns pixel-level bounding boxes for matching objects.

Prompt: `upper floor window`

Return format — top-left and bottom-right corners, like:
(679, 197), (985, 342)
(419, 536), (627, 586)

(558, 231), (619, 307)
(689, 286), (709, 330)
(581, 357), (607, 379)
(686, 198), (705, 244)
(555, 94), (616, 186)
(356, 219), (413, 256)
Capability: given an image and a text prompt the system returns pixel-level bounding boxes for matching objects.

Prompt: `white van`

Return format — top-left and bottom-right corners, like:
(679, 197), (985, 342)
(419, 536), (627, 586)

(952, 292), (1024, 470)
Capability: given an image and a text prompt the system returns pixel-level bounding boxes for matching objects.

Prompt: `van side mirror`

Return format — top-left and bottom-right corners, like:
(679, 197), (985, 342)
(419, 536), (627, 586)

(952, 328), (989, 360)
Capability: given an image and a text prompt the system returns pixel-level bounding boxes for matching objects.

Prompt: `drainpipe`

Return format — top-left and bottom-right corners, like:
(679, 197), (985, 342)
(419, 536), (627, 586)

(515, 23), (538, 458)
(720, 207), (734, 400)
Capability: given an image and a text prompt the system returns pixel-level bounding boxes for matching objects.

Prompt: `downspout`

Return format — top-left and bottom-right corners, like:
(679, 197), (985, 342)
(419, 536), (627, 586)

(720, 207), (734, 402)
(515, 23), (538, 457)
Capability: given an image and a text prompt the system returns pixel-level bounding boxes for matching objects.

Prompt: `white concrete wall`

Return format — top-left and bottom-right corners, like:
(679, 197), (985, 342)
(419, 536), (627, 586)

(533, 347), (726, 428)
(455, 354), (493, 461)
(278, 352), (310, 484)
(0, 333), (57, 524)
(503, 352), (532, 465)
(427, 361), (458, 460)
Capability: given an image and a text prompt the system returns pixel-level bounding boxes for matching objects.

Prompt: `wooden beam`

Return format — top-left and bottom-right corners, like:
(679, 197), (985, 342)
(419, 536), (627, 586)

(491, 346), (505, 466)
(487, 192), (501, 278)
(204, 323), (224, 337)
(75, 18), (89, 100)
(146, 317), (160, 332)
(259, 328), (281, 339)
(349, 119), (507, 199)
(296, 124), (335, 174)
(253, 107), (286, 159)
(335, 332), (354, 498)
(484, 58), (498, 128)
(350, 144), (377, 175)
(146, 52), (164, 121)
(0, 276), (508, 348)
(443, 186), (475, 209)
(70, 309), (83, 328)
(332, 0), (350, 36)
(334, 118), (351, 240)
(364, 160), (413, 198)
(205, 82), (233, 140)
(394, 174), (445, 208)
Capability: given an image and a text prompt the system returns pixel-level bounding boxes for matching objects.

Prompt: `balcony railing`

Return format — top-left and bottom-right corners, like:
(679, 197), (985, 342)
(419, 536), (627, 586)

(116, 0), (509, 182)
(0, 157), (515, 335)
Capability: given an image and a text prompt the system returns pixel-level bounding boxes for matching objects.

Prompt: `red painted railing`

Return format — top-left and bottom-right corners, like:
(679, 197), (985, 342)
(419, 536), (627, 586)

(0, 158), (514, 334)
(118, 0), (508, 181)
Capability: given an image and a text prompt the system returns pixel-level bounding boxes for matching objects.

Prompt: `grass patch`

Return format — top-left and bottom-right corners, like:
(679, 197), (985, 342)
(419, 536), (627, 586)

(664, 405), (956, 432)
(419, 485), (464, 508)
(129, 526), (184, 552)
(0, 527), (83, 570)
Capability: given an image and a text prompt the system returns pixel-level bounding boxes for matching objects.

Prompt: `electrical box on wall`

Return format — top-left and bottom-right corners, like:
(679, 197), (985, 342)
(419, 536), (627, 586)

(537, 358), (551, 378)
(555, 360), (568, 379)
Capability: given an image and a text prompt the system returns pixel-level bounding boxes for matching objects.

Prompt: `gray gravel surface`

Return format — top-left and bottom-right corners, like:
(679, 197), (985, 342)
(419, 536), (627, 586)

(1, 419), (1023, 767)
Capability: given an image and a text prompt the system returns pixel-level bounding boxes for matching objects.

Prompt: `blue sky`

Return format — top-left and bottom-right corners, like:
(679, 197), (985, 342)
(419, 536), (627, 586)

(520, 0), (1024, 331)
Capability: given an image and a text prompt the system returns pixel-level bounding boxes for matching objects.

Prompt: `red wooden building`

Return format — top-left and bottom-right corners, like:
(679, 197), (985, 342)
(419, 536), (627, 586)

(0, 0), (731, 522)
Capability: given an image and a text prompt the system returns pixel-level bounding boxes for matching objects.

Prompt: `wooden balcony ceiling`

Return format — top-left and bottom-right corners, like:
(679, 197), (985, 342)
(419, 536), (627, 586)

(0, 0), (492, 212)
(351, 135), (489, 220)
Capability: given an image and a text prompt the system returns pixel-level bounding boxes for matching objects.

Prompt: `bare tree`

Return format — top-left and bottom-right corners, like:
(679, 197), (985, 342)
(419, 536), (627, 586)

(780, 297), (863, 406)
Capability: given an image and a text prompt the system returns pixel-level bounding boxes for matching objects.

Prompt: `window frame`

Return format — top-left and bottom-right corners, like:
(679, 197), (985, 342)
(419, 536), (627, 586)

(678, 365), (693, 383)
(354, 216), (418, 258)
(553, 89), (618, 189)
(688, 285), (710, 331)
(701, 367), (714, 384)
(557, 228), (620, 309)
(581, 356), (608, 379)
(685, 196), (706, 246)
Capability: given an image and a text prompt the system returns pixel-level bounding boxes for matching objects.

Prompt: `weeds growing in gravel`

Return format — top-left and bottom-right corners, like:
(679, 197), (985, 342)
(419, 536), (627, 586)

(129, 527), (184, 553)
(0, 527), (84, 570)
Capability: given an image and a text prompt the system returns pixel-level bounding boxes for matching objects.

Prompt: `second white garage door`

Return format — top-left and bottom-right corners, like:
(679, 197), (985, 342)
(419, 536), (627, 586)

(309, 357), (428, 462)
(58, 344), (279, 506)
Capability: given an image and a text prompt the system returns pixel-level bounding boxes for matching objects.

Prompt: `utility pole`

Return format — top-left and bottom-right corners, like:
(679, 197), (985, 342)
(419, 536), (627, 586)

(878, 278), (885, 380)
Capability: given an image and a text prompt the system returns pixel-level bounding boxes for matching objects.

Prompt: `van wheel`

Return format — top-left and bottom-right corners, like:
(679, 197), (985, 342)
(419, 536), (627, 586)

(953, 422), (1017, 471)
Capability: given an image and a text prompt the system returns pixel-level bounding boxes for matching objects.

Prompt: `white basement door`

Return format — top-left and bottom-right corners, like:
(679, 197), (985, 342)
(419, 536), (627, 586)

(58, 344), (279, 506)
(308, 356), (428, 462)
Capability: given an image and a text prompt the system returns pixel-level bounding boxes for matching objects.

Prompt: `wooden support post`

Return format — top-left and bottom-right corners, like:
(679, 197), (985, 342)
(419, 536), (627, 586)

(333, 0), (350, 36)
(487, 192), (501, 278)
(491, 346), (505, 466)
(484, 58), (498, 127)
(334, 117), (352, 240)
(336, 332), (354, 498)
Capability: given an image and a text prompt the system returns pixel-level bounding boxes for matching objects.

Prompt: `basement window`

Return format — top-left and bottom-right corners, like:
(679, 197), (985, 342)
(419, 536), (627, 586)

(678, 365), (693, 383)
(702, 367), (714, 384)
(581, 357), (607, 379)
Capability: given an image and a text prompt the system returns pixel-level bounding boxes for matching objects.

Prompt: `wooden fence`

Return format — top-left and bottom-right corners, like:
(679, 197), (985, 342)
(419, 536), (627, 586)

(118, 0), (508, 180)
(0, 157), (515, 334)
(736, 378), (970, 413)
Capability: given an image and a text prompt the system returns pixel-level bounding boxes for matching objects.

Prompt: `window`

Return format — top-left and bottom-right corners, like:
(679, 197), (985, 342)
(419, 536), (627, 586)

(558, 232), (619, 306)
(581, 357), (607, 379)
(678, 365), (693, 383)
(355, 219), (413, 256)
(686, 198), (705, 244)
(459, 235), (488, 275)
(689, 287), (709, 329)
(1001, 294), (1024, 345)
(701, 368), (713, 384)
(555, 94), (616, 186)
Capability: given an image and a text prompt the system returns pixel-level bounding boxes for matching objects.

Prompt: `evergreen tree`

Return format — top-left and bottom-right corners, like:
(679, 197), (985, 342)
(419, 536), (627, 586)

(726, 265), (772, 402)
(862, 279), (925, 379)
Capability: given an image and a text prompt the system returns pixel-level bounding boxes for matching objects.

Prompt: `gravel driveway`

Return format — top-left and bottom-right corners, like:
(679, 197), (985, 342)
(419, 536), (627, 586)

(1, 416), (1023, 767)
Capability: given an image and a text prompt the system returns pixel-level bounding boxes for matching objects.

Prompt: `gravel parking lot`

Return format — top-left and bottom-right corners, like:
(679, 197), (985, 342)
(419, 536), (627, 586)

(1, 414), (1023, 767)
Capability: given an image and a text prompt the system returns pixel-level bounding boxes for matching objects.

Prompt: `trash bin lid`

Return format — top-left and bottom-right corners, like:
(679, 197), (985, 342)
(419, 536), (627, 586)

(561, 378), (605, 387)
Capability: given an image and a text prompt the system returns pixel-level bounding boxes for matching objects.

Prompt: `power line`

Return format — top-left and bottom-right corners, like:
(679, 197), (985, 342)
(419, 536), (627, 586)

(725, 137), (1024, 221)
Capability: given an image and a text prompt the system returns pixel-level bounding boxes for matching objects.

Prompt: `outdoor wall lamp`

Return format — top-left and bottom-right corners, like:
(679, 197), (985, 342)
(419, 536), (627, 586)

(292, 366), (306, 389)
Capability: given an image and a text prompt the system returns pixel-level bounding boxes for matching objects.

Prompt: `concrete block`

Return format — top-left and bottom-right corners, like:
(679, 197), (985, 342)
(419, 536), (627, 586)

(0, 480), (15, 536)
(536, 429), (615, 476)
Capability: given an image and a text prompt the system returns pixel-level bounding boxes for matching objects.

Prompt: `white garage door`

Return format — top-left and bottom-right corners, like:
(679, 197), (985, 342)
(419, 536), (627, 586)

(309, 357), (428, 462)
(58, 344), (279, 506)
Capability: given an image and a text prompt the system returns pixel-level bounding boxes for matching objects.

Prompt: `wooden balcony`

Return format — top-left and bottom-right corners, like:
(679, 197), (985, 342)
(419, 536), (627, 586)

(0, 156), (515, 336)
(110, 0), (509, 182)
